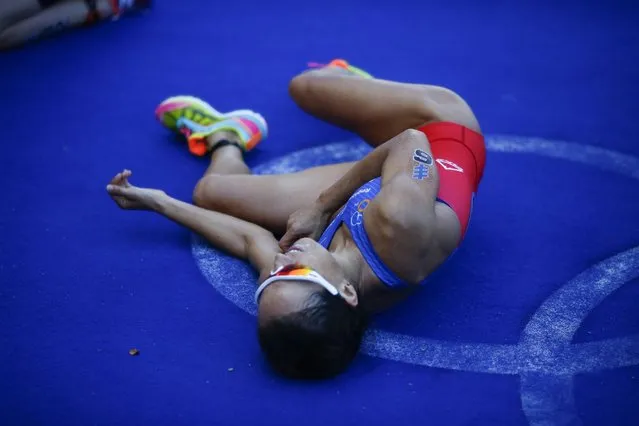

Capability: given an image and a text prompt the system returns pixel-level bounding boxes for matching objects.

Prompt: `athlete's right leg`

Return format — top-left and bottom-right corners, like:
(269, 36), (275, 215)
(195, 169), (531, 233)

(155, 95), (354, 236)
(193, 156), (354, 236)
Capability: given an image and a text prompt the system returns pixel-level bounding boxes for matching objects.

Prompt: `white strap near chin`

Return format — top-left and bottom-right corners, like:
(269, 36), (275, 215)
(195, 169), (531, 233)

(254, 272), (340, 304)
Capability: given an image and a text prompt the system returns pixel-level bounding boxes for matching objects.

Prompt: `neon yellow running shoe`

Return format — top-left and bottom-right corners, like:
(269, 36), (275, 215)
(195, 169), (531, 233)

(155, 95), (267, 156)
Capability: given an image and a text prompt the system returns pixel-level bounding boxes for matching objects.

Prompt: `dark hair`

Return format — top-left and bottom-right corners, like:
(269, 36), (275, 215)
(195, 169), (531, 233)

(257, 290), (369, 380)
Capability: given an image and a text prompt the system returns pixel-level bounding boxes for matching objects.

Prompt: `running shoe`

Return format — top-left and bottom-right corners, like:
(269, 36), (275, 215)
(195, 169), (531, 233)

(155, 95), (267, 156)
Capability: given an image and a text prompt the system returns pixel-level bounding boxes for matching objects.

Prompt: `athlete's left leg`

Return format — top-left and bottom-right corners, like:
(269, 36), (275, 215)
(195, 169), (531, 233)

(288, 60), (481, 146)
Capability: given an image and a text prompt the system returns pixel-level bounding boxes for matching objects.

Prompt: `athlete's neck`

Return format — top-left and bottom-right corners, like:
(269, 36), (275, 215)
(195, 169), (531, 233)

(329, 226), (366, 294)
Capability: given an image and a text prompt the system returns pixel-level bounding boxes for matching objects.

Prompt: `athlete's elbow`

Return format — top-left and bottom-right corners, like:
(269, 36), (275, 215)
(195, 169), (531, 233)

(390, 129), (429, 149)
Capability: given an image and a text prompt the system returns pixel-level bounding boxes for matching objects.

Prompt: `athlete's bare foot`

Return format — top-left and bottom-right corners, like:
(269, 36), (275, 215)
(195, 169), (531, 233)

(106, 170), (165, 211)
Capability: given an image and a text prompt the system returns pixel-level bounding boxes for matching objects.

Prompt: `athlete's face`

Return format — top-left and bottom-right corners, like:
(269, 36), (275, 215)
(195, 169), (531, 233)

(257, 238), (358, 320)
(272, 238), (343, 282)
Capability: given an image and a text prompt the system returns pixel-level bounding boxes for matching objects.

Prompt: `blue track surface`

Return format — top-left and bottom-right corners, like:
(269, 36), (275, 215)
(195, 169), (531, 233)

(1, 1), (638, 425)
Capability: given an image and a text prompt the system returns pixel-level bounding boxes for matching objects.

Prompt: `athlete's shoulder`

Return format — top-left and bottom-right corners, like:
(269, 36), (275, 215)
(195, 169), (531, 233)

(363, 186), (440, 284)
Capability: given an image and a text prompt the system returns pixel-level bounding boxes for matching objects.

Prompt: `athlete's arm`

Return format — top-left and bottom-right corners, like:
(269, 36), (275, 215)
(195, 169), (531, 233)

(106, 170), (280, 274)
(364, 130), (444, 283)
(154, 195), (280, 273)
(319, 129), (443, 283)
(279, 129), (440, 251)
(317, 129), (439, 216)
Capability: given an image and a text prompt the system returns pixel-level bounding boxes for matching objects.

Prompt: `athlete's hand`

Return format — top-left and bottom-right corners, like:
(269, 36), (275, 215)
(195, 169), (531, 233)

(106, 170), (166, 211)
(279, 202), (331, 251)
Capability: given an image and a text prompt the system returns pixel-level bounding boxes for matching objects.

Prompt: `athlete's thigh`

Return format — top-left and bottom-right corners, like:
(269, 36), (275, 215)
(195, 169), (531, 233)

(290, 71), (434, 147)
(290, 70), (482, 146)
(194, 162), (355, 235)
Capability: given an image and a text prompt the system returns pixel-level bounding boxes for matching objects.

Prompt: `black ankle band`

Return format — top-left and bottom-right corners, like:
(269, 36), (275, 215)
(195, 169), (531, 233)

(210, 139), (242, 154)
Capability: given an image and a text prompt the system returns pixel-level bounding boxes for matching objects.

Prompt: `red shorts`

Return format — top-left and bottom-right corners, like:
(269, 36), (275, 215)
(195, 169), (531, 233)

(418, 122), (486, 241)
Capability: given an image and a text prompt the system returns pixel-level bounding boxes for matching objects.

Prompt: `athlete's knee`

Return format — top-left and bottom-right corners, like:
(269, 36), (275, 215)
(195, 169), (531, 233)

(288, 72), (312, 102)
(193, 174), (221, 208)
(288, 68), (336, 101)
(400, 128), (426, 140)
(392, 128), (429, 146)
